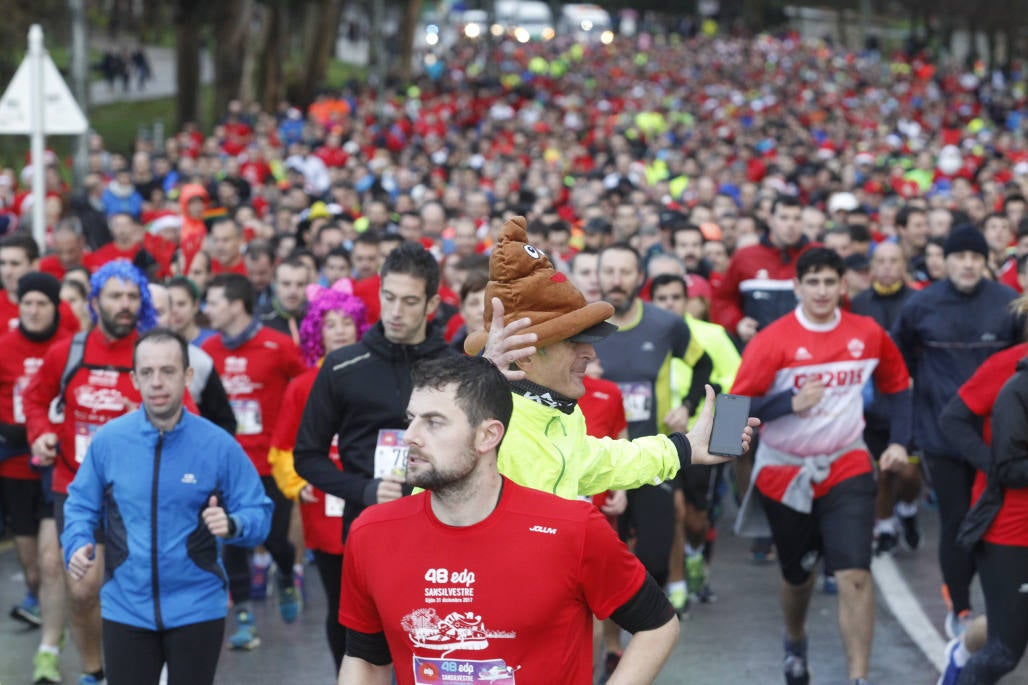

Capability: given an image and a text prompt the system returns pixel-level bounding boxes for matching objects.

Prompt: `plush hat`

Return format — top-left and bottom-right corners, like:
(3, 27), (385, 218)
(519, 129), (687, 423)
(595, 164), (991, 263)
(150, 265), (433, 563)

(943, 225), (989, 258)
(17, 272), (60, 308)
(464, 217), (615, 355)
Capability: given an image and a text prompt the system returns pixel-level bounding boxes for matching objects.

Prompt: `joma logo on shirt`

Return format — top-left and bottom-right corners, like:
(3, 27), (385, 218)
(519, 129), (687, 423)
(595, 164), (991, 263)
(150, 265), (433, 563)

(793, 368), (865, 390)
(529, 525), (557, 535)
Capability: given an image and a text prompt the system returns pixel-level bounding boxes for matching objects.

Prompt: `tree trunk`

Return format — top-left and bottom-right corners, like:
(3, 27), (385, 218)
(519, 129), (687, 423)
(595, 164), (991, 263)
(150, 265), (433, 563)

(257, 3), (286, 112)
(175, 0), (204, 127)
(212, 0), (254, 116)
(395, 0), (422, 84)
(299, 0), (345, 106)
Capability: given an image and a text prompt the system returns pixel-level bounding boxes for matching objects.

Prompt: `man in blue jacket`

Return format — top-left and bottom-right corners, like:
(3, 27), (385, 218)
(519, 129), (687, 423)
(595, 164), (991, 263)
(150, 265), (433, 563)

(61, 328), (272, 685)
(891, 225), (1021, 640)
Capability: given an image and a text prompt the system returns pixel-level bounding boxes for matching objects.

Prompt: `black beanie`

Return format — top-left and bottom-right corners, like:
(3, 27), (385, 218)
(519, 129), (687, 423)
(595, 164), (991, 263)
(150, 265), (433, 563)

(943, 225), (989, 258)
(17, 272), (61, 308)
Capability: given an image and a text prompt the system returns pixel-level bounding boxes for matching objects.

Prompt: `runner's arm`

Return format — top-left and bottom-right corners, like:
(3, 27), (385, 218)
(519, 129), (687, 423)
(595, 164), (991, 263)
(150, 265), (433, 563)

(683, 350), (713, 411)
(940, 394), (991, 472)
(607, 577), (679, 685)
(337, 655), (391, 685)
(991, 380), (1028, 488)
(294, 363), (362, 501)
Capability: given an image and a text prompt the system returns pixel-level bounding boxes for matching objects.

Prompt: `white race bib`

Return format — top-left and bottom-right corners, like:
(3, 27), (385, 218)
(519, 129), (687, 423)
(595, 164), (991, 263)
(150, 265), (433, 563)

(231, 399), (263, 436)
(324, 494), (345, 518)
(74, 422), (101, 463)
(618, 382), (653, 423)
(373, 429), (408, 479)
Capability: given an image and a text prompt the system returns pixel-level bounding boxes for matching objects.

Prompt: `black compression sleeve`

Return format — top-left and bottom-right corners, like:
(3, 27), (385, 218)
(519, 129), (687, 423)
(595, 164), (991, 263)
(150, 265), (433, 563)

(668, 432), (691, 468)
(345, 628), (392, 666)
(609, 573), (676, 634)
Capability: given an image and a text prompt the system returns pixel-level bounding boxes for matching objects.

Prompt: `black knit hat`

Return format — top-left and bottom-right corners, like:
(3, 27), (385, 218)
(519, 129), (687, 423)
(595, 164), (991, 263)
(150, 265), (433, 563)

(943, 225), (989, 258)
(17, 272), (61, 308)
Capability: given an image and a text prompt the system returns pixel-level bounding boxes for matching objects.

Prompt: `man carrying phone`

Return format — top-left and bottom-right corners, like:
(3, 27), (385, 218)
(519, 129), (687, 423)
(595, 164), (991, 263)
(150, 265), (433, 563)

(731, 248), (911, 685)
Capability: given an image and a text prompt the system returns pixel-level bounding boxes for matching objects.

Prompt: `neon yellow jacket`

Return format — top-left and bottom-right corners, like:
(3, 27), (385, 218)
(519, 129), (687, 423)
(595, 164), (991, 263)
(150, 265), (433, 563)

(497, 393), (681, 499)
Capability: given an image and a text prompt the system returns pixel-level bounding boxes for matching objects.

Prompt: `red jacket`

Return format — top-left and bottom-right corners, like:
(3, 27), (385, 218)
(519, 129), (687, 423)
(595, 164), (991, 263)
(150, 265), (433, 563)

(202, 326), (305, 475)
(269, 367), (344, 554)
(711, 237), (817, 332)
(0, 328), (71, 480)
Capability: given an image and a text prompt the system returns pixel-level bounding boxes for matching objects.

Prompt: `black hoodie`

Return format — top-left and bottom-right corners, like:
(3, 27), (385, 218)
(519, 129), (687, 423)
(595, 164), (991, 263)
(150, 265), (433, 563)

(294, 320), (454, 539)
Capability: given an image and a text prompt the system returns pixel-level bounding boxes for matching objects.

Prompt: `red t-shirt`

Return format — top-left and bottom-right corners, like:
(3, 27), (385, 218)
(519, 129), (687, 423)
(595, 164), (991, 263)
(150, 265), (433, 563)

(353, 274), (381, 324)
(732, 309), (909, 501)
(270, 367), (344, 554)
(340, 479), (646, 685)
(84, 242), (139, 271)
(960, 342), (1028, 546)
(579, 376), (627, 517)
(0, 329), (70, 479)
(203, 326), (305, 475)
(578, 376), (627, 440)
(39, 254), (79, 280)
(23, 330), (139, 494)
(211, 258), (248, 277)
(0, 294), (81, 337)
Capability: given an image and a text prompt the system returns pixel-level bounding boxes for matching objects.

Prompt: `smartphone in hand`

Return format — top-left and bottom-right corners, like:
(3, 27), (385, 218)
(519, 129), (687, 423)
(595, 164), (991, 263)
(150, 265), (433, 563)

(708, 394), (751, 458)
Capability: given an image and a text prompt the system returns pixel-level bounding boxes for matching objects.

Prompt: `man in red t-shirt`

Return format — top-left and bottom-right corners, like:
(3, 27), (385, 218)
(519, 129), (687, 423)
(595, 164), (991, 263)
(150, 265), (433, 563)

(0, 273), (70, 682)
(731, 248), (911, 685)
(209, 217), (248, 276)
(339, 355), (678, 685)
(38, 223), (89, 281)
(0, 233), (79, 336)
(85, 213), (174, 279)
(202, 273), (305, 649)
(24, 260), (156, 685)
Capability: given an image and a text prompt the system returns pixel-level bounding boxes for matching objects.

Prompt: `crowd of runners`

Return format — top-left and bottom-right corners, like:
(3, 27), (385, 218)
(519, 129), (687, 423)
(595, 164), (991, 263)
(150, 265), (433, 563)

(1, 25), (1028, 685)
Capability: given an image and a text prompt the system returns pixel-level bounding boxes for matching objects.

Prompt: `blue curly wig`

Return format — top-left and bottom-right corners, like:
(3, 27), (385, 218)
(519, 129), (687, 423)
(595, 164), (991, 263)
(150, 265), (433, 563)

(88, 259), (158, 332)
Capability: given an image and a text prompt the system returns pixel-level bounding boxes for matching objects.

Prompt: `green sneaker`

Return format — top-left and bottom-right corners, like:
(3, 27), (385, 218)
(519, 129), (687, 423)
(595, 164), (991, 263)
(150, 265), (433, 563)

(686, 553), (707, 600)
(32, 649), (61, 684)
(667, 586), (689, 615)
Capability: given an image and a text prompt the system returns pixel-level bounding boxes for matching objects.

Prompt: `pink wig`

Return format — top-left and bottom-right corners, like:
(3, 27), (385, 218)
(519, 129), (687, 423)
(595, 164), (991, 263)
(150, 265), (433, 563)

(300, 279), (370, 366)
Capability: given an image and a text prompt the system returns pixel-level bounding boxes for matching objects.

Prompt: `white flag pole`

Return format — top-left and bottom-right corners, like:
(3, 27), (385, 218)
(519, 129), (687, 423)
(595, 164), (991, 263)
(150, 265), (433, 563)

(29, 24), (46, 251)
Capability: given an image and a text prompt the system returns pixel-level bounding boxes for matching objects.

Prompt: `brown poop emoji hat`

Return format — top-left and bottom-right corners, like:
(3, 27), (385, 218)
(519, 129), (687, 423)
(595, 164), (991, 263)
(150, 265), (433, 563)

(464, 216), (616, 355)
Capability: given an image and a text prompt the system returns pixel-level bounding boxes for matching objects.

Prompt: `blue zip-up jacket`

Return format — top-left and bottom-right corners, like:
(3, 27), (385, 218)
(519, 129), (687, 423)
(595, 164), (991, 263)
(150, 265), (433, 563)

(891, 277), (1021, 457)
(61, 409), (271, 630)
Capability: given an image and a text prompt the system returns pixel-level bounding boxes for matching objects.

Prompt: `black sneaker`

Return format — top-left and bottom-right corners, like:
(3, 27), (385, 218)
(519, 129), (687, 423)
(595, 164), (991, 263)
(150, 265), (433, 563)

(784, 651), (810, 685)
(874, 530), (898, 556)
(899, 514), (920, 550)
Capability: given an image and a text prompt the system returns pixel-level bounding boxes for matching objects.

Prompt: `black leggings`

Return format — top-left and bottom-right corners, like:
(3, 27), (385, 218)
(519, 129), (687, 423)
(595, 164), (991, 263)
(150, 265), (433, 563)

(622, 483), (674, 587)
(223, 476), (295, 603)
(103, 617), (224, 685)
(313, 550), (345, 671)
(960, 543), (1028, 684)
(925, 454), (977, 614)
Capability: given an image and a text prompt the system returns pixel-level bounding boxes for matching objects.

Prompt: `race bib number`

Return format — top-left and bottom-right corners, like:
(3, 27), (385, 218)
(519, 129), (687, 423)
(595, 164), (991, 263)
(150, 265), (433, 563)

(618, 382), (653, 423)
(74, 422), (101, 464)
(231, 399), (263, 436)
(324, 494), (345, 518)
(413, 657), (518, 685)
(374, 429), (408, 479)
(13, 376), (29, 424)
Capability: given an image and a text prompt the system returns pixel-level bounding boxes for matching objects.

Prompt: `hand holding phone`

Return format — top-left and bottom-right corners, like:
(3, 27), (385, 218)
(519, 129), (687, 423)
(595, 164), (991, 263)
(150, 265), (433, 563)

(708, 394), (752, 458)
